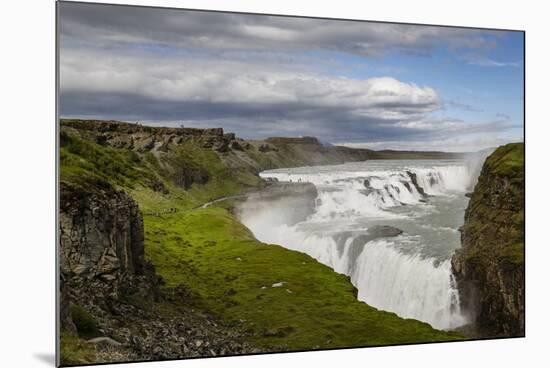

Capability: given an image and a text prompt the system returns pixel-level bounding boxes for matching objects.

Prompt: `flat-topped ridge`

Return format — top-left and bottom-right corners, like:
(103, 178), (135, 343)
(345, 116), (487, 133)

(265, 136), (321, 145)
(61, 119), (225, 137)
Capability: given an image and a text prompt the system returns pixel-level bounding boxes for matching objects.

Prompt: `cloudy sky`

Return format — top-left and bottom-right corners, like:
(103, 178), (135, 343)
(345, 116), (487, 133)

(58, 2), (524, 152)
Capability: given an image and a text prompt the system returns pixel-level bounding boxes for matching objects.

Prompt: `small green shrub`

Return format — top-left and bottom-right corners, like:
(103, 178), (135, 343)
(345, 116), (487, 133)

(60, 330), (97, 366)
(70, 305), (99, 339)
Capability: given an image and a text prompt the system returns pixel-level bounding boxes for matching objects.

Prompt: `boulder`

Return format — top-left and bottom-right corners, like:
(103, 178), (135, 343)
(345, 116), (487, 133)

(223, 133), (236, 141)
(173, 167), (209, 190)
(406, 171), (428, 197)
(258, 144), (278, 152)
(230, 140), (244, 151)
(333, 226), (404, 268)
(367, 225), (404, 238)
(87, 337), (122, 347)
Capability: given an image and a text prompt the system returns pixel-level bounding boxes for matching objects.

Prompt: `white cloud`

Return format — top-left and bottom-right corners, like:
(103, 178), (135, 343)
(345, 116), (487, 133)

(60, 2), (501, 58)
(58, 2), (521, 147)
(465, 56), (520, 67)
(60, 49), (440, 120)
(336, 134), (522, 152)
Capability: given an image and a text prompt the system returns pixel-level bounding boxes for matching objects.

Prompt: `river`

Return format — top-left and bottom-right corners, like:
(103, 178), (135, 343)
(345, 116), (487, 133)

(237, 159), (485, 330)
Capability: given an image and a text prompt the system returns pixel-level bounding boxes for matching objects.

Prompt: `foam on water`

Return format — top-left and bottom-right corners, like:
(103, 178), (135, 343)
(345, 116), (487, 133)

(352, 239), (467, 330)
(240, 159), (482, 330)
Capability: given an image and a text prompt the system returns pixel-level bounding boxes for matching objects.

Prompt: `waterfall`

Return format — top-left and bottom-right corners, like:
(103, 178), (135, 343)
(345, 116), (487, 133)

(260, 164), (474, 215)
(240, 160), (475, 330)
(352, 240), (467, 330)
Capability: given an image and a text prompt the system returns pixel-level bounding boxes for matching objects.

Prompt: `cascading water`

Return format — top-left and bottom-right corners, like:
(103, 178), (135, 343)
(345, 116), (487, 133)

(238, 159), (483, 330)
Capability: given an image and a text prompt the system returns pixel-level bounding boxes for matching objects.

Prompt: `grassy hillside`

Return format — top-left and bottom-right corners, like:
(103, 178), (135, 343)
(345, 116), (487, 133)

(142, 203), (461, 350)
(60, 119), (462, 361)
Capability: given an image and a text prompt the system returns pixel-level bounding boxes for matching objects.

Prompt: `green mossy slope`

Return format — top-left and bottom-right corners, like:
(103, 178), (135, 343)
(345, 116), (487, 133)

(142, 205), (461, 350)
(60, 332), (98, 366)
(460, 143), (524, 268)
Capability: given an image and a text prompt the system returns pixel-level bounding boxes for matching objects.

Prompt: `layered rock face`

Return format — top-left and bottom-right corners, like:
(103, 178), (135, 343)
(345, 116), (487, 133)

(59, 180), (159, 322)
(451, 143), (524, 336)
(63, 119), (238, 154)
(59, 180), (255, 361)
(60, 182), (145, 281)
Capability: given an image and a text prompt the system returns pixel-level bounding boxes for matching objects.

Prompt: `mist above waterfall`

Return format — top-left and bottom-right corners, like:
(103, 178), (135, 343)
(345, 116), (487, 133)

(238, 159), (483, 330)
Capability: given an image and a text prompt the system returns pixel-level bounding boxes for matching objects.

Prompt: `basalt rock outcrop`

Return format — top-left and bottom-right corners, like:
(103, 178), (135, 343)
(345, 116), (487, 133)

(59, 180), (152, 291)
(332, 226), (404, 268)
(59, 180), (159, 335)
(59, 179), (254, 362)
(451, 143), (524, 336)
(64, 119), (235, 153)
(406, 171), (428, 198)
(61, 119), (460, 180)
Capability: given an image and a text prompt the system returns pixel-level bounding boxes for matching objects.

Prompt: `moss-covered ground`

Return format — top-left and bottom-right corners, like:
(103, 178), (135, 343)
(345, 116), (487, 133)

(60, 332), (98, 366)
(461, 142), (524, 268)
(140, 202), (461, 350)
(485, 142), (524, 178)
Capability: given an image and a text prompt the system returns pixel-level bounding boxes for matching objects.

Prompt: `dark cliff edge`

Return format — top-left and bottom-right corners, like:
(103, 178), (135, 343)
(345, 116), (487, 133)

(451, 143), (525, 337)
(59, 179), (255, 365)
(60, 119), (460, 174)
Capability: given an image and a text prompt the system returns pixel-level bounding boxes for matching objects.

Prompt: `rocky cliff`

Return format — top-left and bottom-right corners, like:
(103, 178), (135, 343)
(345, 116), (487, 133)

(59, 179), (254, 364)
(451, 143), (524, 336)
(61, 119), (459, 176)
(60, 181), (147, 283)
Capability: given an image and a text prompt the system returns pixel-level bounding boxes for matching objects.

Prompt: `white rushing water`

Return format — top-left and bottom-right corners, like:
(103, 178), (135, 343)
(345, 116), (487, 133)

(238, 159), (484, 330)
